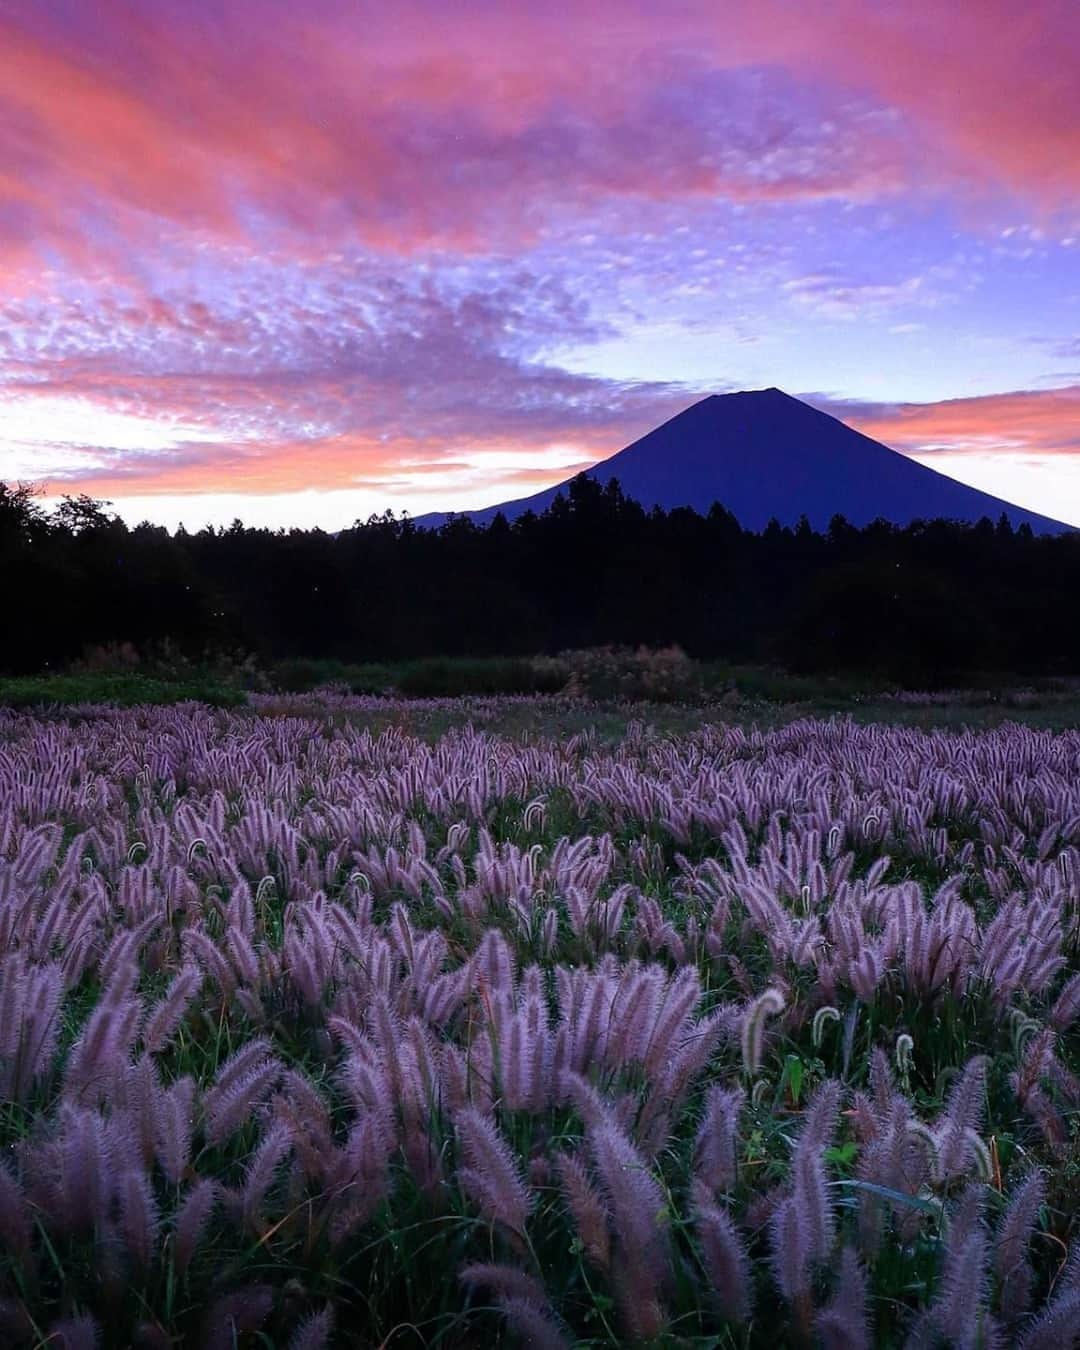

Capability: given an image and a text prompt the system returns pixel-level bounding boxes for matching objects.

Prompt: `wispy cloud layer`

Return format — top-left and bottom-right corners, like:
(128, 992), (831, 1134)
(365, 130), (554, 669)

(841, 387), (1080, 459)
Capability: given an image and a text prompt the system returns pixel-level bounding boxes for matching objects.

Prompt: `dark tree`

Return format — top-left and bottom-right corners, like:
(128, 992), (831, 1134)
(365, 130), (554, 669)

(2, 472), (1078, 685)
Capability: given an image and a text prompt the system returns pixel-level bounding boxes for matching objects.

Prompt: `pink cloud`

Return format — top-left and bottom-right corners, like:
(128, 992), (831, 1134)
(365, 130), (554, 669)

(4, 0), (1076, 273)
(840, 384), (1080, 458)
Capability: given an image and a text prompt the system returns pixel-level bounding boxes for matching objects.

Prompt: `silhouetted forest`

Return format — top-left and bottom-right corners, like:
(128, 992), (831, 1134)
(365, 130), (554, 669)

(3, 476), (1077, 685)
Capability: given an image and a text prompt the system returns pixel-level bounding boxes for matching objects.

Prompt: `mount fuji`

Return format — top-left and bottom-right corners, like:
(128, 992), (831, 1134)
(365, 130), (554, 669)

(415, 388), (1070, 534)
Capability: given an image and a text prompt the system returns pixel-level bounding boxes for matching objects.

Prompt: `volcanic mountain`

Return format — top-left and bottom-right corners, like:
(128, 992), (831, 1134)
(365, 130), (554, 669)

(417, 388), (1070, 533)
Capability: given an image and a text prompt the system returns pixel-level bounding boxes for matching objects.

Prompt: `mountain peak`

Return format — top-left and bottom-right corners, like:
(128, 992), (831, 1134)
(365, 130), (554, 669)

(707, 386), (789, 400)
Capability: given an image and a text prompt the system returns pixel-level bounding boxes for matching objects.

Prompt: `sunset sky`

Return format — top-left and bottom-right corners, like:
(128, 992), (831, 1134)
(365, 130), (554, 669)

(2, 0), (1079, 529)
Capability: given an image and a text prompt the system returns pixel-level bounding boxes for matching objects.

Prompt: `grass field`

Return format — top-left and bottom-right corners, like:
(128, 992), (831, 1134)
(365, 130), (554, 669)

(0, 696), (1077, 1346)
(5, 653), (1080, 734)
(7, 645), (1080, 716)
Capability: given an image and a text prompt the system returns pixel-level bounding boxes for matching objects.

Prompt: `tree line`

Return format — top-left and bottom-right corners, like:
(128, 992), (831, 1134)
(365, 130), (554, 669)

(2, 476), (1076, 685)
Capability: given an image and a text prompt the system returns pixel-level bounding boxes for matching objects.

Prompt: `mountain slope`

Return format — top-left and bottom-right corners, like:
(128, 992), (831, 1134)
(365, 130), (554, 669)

(415, 388), (1070, 534)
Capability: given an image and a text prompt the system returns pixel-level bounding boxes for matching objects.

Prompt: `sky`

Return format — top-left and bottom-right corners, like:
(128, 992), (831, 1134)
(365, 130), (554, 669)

(1, 0), (1079, 530)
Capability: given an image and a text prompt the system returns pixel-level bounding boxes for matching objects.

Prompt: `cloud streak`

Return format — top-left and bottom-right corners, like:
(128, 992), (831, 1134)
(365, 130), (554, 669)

(836, 386), (1080, 458)
(3, 0), (1078, 266)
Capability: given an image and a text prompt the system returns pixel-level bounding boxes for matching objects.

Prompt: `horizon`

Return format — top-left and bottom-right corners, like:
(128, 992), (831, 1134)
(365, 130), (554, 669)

(2, 2), (1080, 530)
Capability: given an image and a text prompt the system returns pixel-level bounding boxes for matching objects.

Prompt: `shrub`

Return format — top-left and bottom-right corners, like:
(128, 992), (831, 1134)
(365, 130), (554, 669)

(542, 645), (704, 702)
(72, 640), (267, 691)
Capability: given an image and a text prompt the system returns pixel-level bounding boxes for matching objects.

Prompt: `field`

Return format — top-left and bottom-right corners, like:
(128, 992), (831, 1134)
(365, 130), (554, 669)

(0, 696), (1078, 1347)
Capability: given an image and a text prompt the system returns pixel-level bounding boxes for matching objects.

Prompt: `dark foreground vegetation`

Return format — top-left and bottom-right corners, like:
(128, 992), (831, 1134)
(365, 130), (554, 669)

(6, 647), (1080, 741)
(3, 477), (1079, 687)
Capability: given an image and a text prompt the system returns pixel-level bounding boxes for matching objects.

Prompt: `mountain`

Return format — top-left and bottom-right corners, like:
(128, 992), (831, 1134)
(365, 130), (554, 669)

(415, 387), (1070, 534)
